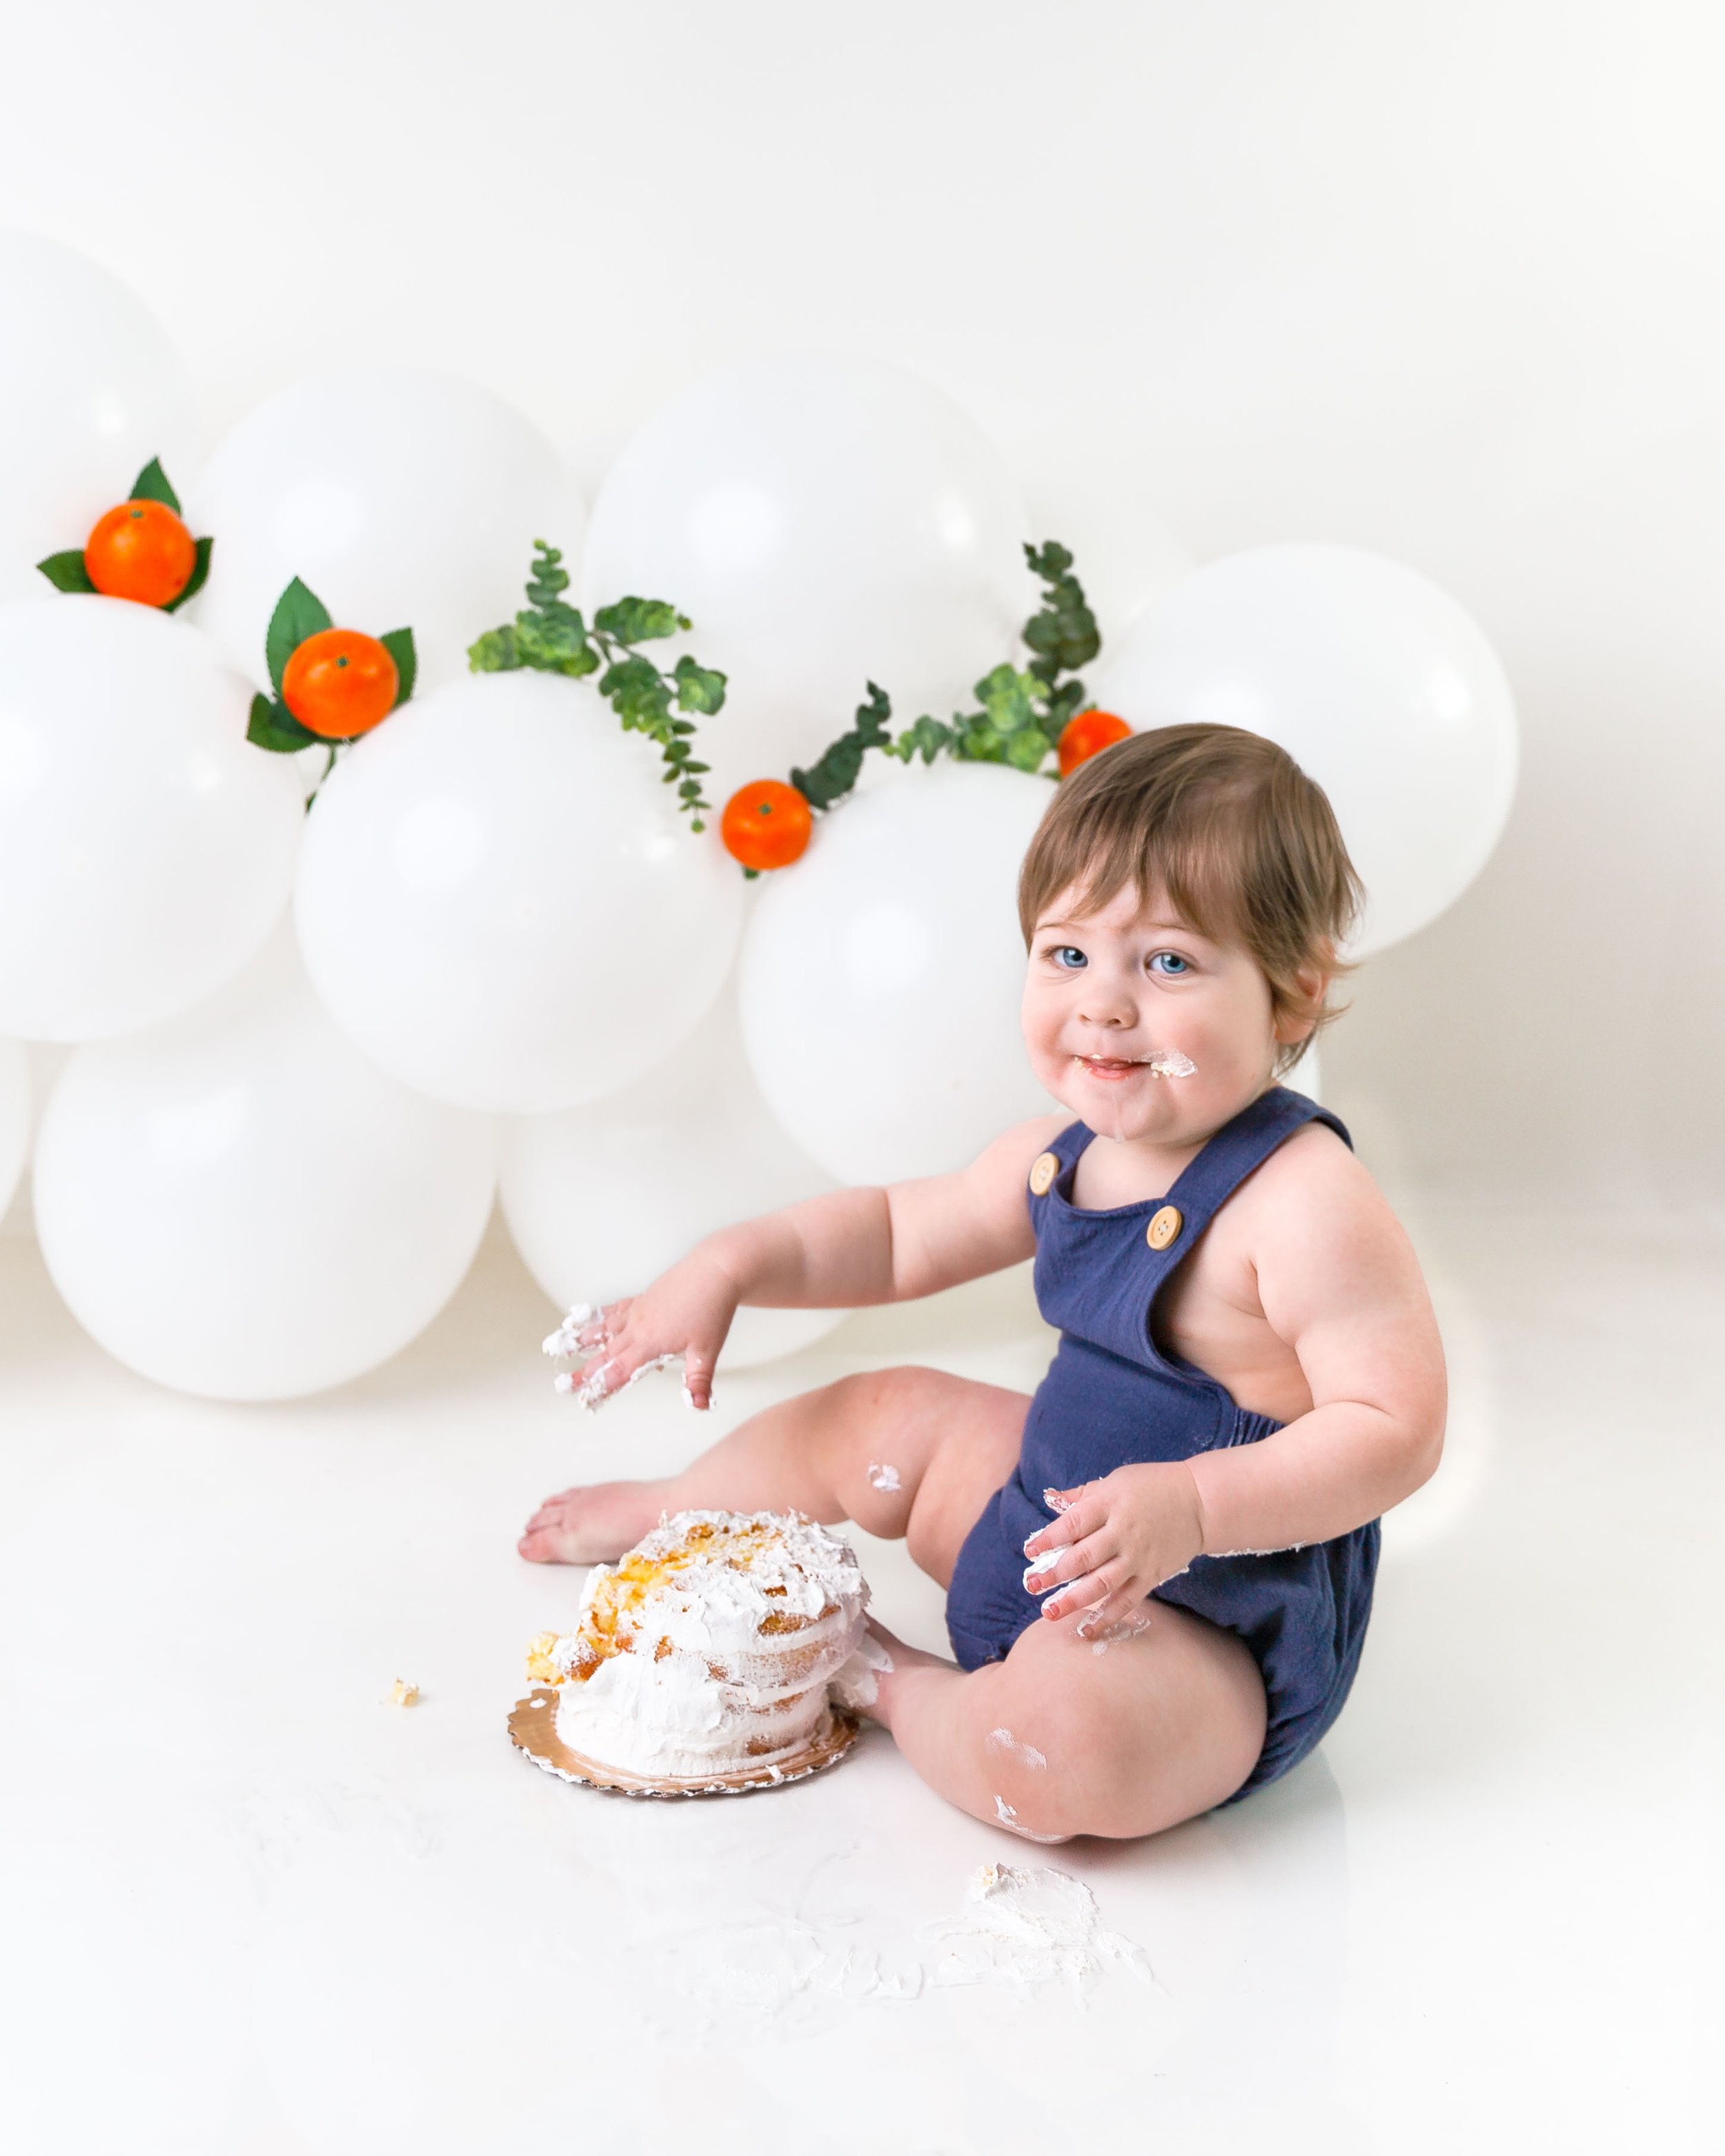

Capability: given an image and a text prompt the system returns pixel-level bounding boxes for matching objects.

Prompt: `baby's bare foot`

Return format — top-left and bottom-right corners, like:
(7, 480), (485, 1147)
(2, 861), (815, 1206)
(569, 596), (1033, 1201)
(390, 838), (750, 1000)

(854, 1617), (954, 1728)
(518, 1480), (665, 1565)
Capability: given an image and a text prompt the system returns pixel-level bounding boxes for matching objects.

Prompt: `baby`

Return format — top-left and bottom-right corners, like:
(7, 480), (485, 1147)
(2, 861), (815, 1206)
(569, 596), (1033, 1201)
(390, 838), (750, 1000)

(521, 723), (1446, 1841)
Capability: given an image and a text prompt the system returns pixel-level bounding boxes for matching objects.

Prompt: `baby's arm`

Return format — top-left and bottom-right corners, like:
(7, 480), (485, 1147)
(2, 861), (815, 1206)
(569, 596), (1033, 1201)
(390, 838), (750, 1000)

(560, 1113), (1066, 1409)
(1025, 1137), (1447, 1633)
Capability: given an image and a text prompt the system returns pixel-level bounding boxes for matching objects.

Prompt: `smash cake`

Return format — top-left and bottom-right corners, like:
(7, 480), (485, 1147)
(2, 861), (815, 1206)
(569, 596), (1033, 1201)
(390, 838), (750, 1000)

(524, 1510), (877, 1783)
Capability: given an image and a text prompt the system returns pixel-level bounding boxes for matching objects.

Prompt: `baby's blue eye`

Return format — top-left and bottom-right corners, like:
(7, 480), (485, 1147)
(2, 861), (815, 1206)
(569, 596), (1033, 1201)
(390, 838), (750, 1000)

(1149, 951), (1190, 976)
(1050, 946), (1087, 969)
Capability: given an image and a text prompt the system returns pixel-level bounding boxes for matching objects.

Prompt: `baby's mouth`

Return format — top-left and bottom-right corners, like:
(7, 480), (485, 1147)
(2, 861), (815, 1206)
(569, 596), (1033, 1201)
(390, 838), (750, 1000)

(1073, 1054), (1146, 1080)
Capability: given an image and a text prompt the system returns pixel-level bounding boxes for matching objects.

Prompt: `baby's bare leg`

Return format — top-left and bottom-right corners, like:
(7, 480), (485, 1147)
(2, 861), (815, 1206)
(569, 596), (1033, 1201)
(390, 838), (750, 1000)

(865, 1598), (1268, 1841)
(519, 1367), (1029, 1570)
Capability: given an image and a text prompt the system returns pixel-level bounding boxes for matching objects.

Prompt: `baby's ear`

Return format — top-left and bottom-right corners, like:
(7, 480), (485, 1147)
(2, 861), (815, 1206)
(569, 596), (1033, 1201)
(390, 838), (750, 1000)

(1274, 964), (1329, 1045)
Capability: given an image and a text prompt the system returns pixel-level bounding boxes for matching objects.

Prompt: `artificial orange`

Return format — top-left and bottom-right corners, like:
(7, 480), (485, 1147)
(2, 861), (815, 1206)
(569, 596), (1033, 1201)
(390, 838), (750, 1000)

(281, 629), (400, 740)
(721, 779), (813, 871)
(1056, 707), (1132, 777)
(83, 498), (197, 609)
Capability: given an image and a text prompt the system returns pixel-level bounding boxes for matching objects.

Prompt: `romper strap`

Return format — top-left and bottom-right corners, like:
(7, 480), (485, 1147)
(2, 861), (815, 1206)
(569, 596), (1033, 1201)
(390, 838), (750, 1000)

(1159, 1087), (1350, 1251)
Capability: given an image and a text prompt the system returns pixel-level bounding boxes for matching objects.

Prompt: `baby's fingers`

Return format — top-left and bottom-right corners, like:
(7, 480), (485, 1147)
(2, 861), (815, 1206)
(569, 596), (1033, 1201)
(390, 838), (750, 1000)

(682, 1343), (718, 1412)
(1021, 1484), (1104, 1565)
(1075, 1589), (1156, 1644)
(553, 1352), (620, 1410)
(1022, 1527), (1110, 1599)
(1039, 1560), (1125, 1624)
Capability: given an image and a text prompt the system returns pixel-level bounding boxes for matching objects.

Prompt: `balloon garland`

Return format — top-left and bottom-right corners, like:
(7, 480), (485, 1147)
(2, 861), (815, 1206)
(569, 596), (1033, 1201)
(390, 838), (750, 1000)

(0, 246), (1520, 1404)
(459, 535), (1132, 875)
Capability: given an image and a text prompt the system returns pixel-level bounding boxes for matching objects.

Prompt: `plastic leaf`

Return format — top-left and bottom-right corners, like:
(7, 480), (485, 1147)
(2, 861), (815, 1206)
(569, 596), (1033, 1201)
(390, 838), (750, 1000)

(128, 457), (181, 514)
(162, 535), (213, 615)
(379, 627), (417, 706)
(593, 596), (684, 645)
(35, 550), (96, 594)
(524, 540), (573, 609)
(514, 609), (598, 675)
(264, 579), (334, 693)
(1003, 726), (1054, 773)
(891, 714), (955, 765)
(469, 624), (522, 672)
(975, 663), (1041, 737)
(599, 654), (673, 729)
(671, 654), (727, 715)
(790, 682), (894, 809)
(1021, 539), (1100, 681)
(247, 693), (321, 753)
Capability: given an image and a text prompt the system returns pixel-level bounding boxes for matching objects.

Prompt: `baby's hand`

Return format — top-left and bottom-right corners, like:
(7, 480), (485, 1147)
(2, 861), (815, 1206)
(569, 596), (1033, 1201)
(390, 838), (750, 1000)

(544, 1253), (739, 1412)
(1020, 1463), (1208, 1636)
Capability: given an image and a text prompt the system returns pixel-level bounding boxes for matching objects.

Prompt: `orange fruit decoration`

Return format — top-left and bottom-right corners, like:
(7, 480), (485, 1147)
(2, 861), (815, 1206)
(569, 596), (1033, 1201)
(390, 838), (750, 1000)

(281, 629), (400, 740)
(83, 499), (199, 609)
(1056, 707), (1132, 777)
(721, 779), (814, 871)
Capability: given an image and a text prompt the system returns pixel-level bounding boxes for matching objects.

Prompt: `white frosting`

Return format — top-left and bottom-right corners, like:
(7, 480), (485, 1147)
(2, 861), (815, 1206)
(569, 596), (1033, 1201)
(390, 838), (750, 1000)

(540, 1510), (869, 1779)
(1149, 1049), (1198, 1078)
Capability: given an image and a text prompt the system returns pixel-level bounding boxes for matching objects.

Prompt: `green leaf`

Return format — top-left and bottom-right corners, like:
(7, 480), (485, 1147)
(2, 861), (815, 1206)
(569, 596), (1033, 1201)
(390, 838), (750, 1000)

(593, 596), (684, 644)
(1003, 726), (1055, 773)
(379, 627), (417, 706)
(469, 624), (522, 672)
(1023, 540), (1074, 583)
(161, 535), (213, 614)
(1042, 676), (1087, 732)
(514, 606), (598, 675)
(1021, 538), (1101, 682)
(128, 457), (181, 513)
(671, 653), (727, 715)
(524, 540), (572, 609)
(35, 550), (96, 594)
(889, 713), (956, 765)
(974, 662), (1041, 737)
(790, 682), (896, 809)
(247, 692), (321, 753)
(599, 653), (674, 730)
(264, 578), (333, 693)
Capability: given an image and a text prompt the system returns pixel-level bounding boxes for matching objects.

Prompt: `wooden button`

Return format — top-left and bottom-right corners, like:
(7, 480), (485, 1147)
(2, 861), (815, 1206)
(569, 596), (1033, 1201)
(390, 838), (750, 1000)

(1028, 1151), (1059, 1196)
(1146, 1205), (1183, 1251)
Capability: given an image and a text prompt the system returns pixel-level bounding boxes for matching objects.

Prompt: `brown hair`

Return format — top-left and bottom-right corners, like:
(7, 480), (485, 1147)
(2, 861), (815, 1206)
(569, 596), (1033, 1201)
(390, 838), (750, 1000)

(1018, 724), (1362, 1073)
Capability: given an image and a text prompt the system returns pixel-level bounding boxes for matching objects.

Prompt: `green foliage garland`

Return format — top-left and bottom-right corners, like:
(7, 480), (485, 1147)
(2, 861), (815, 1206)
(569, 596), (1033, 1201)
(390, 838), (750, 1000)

(469, 542), (727, 830)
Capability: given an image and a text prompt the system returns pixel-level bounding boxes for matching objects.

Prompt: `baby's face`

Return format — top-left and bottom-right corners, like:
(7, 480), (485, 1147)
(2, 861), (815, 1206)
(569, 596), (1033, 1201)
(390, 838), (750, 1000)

(1021, 882), (1306, 1144)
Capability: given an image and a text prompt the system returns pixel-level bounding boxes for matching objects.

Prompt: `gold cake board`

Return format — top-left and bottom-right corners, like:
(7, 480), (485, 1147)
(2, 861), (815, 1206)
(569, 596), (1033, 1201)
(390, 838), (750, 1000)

(507, 1686), (862, 1799)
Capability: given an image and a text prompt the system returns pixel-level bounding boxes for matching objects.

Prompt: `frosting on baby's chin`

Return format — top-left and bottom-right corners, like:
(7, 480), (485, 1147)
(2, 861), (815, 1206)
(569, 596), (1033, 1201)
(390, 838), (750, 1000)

(1148, 1049), (1197, 1078)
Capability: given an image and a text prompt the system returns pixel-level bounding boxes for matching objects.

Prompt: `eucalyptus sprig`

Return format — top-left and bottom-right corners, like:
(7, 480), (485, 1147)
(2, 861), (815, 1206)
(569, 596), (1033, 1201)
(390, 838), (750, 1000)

(789, 682), (894, 809)
(883, 541), (1101, 778)
(469, 542), (726, 829)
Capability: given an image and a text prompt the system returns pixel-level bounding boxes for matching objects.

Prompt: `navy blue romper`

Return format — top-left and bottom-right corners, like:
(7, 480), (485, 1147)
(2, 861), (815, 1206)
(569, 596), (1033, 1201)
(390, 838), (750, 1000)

(945, 1085), (1380, 1801)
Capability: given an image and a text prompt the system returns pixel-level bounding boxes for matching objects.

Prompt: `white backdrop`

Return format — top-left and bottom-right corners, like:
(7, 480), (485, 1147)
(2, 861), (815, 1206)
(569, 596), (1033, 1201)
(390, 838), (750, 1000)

(2, 0), (1720, 1204)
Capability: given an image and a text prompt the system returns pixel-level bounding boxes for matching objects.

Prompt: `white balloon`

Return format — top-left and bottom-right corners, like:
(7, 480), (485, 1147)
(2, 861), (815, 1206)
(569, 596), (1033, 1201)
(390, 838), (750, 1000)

(500, 991), (846, 1369)
(32, 935), (495, 1401)
(0, 599), (304, 1039)
(0, 1037), (27, 1221)
(1087, 544), (1519, 955)
(582, 356), (1029, 803)
(740, 762), (1056, 1186)
(0, 232), (195, 608)
(295, 671), (743, 1115)
(187, 366), (584, 693)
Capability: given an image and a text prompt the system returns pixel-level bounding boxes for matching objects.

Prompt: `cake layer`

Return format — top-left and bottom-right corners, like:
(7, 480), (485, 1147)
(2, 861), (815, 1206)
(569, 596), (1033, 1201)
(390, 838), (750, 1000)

(529, 1509), (870, 1781)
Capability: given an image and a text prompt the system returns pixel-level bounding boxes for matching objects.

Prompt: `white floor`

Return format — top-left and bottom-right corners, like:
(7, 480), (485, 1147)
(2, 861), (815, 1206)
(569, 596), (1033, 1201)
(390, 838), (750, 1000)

(1, 1202), (1719, 2156)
